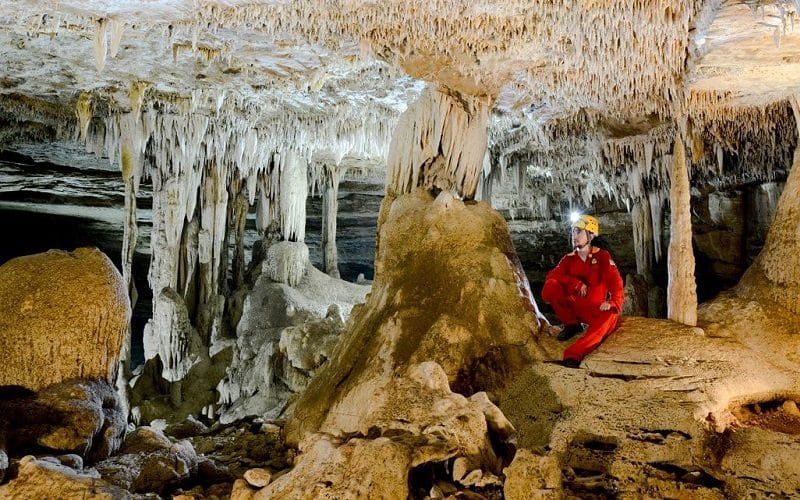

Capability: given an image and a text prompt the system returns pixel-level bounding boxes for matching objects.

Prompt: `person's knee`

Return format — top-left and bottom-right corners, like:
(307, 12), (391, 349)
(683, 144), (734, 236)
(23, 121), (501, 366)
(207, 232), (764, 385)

(541, 279), (561, 303)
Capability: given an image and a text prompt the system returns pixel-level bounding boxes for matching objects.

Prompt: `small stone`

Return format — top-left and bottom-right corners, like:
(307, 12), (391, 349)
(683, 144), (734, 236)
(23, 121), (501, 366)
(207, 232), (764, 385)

(782, 400), (800, 417)
(452, 457), (470, 482)
(57, 454), (83, 470)
(172, 495), (195, 500)
(244, 467), (271, 487)
(429, 484), (444, 499)
(230, 478), (256, 500)
(459, 469), (483, 486)
(260, 422), (282, 435)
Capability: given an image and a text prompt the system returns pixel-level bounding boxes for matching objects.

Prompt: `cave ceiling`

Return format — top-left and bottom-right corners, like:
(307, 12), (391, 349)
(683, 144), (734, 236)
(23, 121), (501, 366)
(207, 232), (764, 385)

(0, 0), (798, 204)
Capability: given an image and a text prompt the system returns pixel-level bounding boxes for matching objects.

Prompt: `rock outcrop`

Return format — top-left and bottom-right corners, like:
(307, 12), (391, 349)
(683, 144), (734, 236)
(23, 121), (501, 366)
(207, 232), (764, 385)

(0, 456), (131, 500)
(288, 189), (542, 442)
(257, 189), (542, 498)
(0, 379), (126, 463)
(0, 247), (130, 390)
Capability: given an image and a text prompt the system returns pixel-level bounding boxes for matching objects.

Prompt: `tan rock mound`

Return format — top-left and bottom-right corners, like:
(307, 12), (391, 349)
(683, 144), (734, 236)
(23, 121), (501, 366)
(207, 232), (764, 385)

(0, 247), (130, 390)
(288, 189), (542, 442)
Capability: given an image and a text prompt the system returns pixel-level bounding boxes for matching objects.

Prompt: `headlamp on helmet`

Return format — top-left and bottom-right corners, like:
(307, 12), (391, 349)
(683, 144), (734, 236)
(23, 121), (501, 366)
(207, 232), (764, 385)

(571, 214), (600, 235)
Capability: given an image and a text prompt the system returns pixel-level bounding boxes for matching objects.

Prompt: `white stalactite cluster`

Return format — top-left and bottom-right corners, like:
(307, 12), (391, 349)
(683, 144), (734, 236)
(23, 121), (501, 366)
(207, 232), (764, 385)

(74, 84), (398, 388)
(387, 86), (490, 199)
(194, 0), (702, 117)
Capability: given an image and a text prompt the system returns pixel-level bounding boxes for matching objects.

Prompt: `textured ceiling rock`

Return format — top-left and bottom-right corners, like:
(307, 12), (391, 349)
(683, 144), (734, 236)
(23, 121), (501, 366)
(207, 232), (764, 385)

(1, 0), (798, 204)
(0, 247), (130, 390)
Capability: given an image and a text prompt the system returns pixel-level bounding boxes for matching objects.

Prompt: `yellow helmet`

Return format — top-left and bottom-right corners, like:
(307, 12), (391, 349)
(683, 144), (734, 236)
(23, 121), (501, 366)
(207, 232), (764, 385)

(572, 214), (600, 235)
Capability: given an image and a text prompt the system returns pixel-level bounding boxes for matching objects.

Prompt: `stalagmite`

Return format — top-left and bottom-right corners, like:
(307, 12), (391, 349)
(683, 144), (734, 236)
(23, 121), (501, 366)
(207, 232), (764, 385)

(632, 195), (655, 280)
(322, 164), (343, 278)
(737, 96), (800, 314)
(666, 136), (698, 326)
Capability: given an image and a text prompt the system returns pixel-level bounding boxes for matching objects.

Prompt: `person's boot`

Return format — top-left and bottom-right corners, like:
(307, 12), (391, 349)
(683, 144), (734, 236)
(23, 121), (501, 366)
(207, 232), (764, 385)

(561, 358), (581, 368)
(556, 323), (584, 341)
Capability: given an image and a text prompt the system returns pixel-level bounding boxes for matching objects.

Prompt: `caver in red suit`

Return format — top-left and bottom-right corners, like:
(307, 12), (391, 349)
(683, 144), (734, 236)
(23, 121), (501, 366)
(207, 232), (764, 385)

(542, 241), (624, 363)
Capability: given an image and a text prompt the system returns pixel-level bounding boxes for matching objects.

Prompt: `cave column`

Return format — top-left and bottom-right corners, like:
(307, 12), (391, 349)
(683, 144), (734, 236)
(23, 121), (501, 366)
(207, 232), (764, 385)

(229, 173), (249, 291)
(197, 160), (230, 344)
(737, 95), (800, 313)
(666, 136), (698, 326)
(631, 196), (655, 281)
(322, 163), (343, 278)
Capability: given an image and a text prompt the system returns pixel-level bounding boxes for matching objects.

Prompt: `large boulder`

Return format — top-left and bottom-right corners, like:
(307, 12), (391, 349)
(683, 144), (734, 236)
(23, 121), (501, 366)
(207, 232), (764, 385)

(0, 247), (130, 390)
(0, 379), (126, 462)
(0, 455), (131, 499)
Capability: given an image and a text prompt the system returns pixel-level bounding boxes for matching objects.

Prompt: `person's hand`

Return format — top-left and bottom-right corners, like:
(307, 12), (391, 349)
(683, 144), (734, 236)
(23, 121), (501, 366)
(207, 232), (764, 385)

(599, 301), (611, 311)
(579, 284), (588, 297)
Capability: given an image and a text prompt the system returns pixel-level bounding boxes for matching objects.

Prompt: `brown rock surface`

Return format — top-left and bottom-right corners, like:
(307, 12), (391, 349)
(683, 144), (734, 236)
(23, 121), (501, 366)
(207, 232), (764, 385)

(496, 291), (800, 498)
(0, 247), (130, 390)
(0, 455), (130, 499)
(0, 379), (126, 462)
(288, 189), (540, 442)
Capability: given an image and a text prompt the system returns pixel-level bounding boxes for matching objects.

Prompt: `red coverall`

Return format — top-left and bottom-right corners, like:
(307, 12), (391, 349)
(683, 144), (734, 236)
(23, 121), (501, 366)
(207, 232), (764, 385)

(541, 246), (624, 362)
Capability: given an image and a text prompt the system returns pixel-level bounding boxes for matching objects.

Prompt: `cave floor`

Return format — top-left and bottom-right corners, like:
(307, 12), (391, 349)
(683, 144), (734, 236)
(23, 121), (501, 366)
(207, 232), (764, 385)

(497, 292), (800, 498)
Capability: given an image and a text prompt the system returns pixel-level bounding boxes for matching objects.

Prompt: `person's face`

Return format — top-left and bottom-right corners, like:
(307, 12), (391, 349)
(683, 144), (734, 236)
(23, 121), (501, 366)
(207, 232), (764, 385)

(571, 227), (590, 247)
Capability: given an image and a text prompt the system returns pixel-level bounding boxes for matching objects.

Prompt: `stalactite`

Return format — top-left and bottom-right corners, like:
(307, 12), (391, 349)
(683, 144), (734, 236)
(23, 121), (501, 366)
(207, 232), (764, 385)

(322, 164), (343, 278)
(108, 18), (124, 58)
(76, 93), (92, 143)
(387, 86), (491, 199)
(197, 160), (229, 344)
(229, 174), (249, 291)
(142, 287), (202, 396)
(666, 136), (697, 326)
(649, 189), (666, 263)
(93, 18), (108, 73)
(631, 196), (655, 280)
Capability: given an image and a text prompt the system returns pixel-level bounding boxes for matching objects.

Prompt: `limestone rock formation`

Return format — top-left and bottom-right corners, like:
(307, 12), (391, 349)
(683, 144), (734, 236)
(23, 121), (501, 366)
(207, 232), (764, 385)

(738, 102), (800, 314)
(0, 379), (126, 463)
(218, 257), (369, 424)
(255, 189), (541, 498)
(94, 426), (204, 495)
(0, 247), (130, 390)
(0, 456), (131, 500)
(288, 189), (541, 442)
(498, 297), (800, 498)
(667, 138), (698, 326)
(261, 362), (509, 499)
